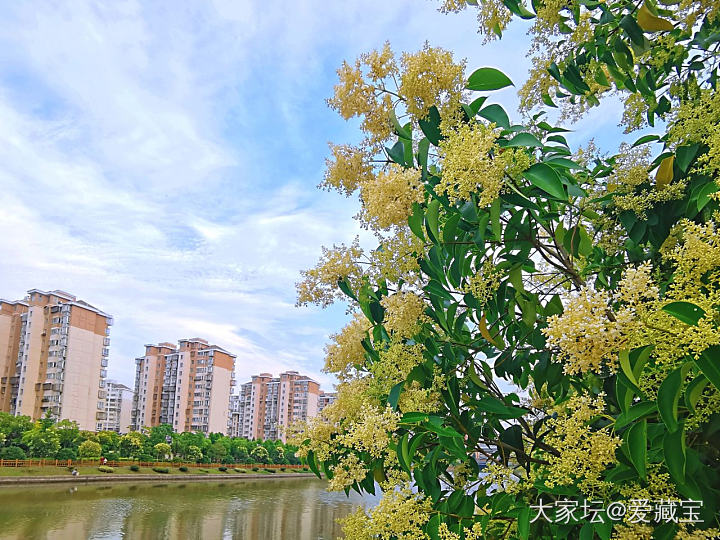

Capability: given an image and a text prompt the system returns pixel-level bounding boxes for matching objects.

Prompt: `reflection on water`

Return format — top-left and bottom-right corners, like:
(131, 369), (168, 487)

(0, 477), (380, 539)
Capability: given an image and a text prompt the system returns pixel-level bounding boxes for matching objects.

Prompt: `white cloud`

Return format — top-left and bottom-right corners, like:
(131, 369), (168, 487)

(0, 0), (624, 400)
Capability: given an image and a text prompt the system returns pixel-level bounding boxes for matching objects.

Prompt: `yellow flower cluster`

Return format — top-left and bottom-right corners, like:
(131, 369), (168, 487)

(438, 120), (523, 206)
(543, 288), (630, 374)
(296, 239), (364, 307)
(397, 369), (445, 414)
(336, 405), (400, 459)
(322, 143), (374, 196)
(327, 58), (394, 146)
(380, 291), (428, 339)
(328, 453), (369, 491)
(438, 522), (491, 540)
(669, 89), (720, 175)
(543, 393), (621, 496)
(370, 342), (424, 396)
(359, 166), (424, 230)
(464, 258), (502, 306)
(482, 462), (530, 495)
(324, 313), (372, 381)
(372, 227), (425, 285)
(399, 43), (466, 121)
(612, 524), (654, 540)
(340, 485), (433, 540)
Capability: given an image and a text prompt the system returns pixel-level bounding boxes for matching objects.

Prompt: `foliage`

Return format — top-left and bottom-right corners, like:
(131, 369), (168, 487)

(97, 466), (114, 473)
(0, 446), (26, 460)
(153, 442), (172, 460)
(77, 440), (102, 458)
(21, 421), (60, 458)
(179, 466), (188, 472)
(55, 448), (77, 461)
(129, 465), (140, 472)
(152, 467), (169, 474)
(297, 1), (720, 538)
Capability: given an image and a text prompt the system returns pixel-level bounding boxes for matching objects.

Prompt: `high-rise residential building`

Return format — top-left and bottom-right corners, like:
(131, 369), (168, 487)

(103, 380), (134, 433)
(131, 338), (236, 434)
(318, 391), (337, 412)
(0, 289), (112, 431)
(230, 371), (327, 442)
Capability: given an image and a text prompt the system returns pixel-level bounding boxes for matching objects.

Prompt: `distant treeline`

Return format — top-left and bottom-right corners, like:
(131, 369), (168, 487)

(0, 412), (301, 465)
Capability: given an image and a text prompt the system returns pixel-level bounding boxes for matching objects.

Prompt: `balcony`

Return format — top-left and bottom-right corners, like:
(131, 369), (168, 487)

(96, 411), (108, 420)
(98, 390), (107, 399)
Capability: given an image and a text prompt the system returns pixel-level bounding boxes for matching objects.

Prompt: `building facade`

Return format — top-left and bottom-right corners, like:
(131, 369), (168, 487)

(229, 371), (327, 442)
(131, 338), (235, 434)
(103, 380), (134, 433)
(0, 289), (112, 431)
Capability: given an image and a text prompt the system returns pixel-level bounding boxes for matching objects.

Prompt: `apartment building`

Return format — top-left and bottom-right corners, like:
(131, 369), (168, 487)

(103, 380), (134, 433)
(0, 289), (112, 431)
(132, 338), (236, 434)
(230, 371), (326, 442)
(318, 391), (337, 412)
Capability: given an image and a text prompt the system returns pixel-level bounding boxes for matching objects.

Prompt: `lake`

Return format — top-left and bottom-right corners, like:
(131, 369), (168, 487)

(0, 477), (381, 539)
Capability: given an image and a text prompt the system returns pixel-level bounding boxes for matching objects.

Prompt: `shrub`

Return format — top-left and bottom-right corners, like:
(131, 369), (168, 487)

(77, 440), (102, 459)
(98, 466), (114, 473)
(152, 467), (169, 474)
(129, 465), (140, 472)
(198, 468), (209, 473)
(218, 466), (227, 472)
(279, 467), (286, 472)
(265, 468), (276, 474)
(251, 467), (259, 472)
(234, 468), (247, 473)
(178, 466), (188, 472)
(55, 448), (77, 461)
(0, 446), (26, 460)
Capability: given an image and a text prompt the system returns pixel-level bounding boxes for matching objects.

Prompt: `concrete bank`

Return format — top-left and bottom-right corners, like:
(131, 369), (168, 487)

(0, 473), (317, 486)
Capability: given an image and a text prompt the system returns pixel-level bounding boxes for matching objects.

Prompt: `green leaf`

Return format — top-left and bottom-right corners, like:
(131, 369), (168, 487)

(386, 141), (406, 166)
(478, 104), (510, 130)
(694, 346), (720, 392)
(418, 106), (442, 146)
(388, 381), (404, 411)
(425, 199), (441, 243)
(684, 374), (708, 413)
(390, 109), (412, 140)
(675, 144), (700, 173)
(627, 419), (647, 479)
(661, 301), (705, 326)
(306, 449), (321, 478)
(664, 429), (686, 484)
(505, 132), (543, 148)
(631, 134), (660, 147)
(523, 163), (566, 200)
(615, 401), (657, 429)
(697, 181), (720, 212)
(469, 96), (487, 115)
(408, 202), (425, 241)
(467, 67), (514, 91)
(517, 506), (530, 540)
(337, 278), (358, 302)
(620, 14), (646, 45)
(657, 363), (690, 432)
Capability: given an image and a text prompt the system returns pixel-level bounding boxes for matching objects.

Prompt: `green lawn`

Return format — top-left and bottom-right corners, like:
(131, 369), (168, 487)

(0, 465), (310, 477)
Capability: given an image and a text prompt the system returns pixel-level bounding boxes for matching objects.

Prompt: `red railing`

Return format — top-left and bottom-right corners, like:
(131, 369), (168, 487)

(0, 458), (304, 469)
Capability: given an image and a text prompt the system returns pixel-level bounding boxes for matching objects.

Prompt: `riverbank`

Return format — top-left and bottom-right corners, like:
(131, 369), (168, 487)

(0, 465), (316, 485)
(0, 471), (317, 485)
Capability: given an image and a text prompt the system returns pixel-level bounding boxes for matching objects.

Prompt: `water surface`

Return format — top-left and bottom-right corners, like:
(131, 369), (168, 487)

(0, 477), (380, 539)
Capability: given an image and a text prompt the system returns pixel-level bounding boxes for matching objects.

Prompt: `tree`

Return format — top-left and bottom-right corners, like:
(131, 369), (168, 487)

(119, 431), (145, 459)
(186, 445), (203, 463)
(296, 2), (720, 538)
(55, 420), (81, 449)
(207, 441), (228, 463)
(21, 421), (59, 458)
(0, 413), (33, 447)
(154, 442), (172, 461)
(77, 440), (102, 458)
(250, 446), (269, 465)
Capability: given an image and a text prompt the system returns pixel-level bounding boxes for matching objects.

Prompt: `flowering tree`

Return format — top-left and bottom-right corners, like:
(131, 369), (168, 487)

(296, 0), (720, 538)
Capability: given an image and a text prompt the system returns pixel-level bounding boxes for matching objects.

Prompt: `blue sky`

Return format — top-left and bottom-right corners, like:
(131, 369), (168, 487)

(0, 1), (630, 390)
